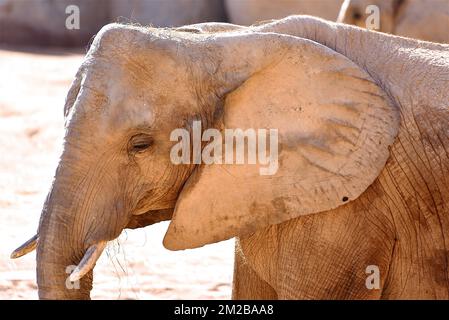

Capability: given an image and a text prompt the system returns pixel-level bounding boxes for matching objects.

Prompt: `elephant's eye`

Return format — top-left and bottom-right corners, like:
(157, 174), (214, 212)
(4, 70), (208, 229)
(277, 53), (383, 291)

(352, 10), (362, 20)
(129, 134), (153, 154)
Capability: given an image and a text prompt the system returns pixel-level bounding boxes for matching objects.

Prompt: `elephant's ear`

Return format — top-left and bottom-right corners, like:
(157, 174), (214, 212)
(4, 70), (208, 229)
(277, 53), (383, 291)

(164, 36), (399, 250)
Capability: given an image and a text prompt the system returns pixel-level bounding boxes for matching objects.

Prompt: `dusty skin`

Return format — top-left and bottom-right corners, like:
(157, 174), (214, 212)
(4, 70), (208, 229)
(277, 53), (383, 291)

(7, 15), (449, 299)
(0, 48), (233, 299)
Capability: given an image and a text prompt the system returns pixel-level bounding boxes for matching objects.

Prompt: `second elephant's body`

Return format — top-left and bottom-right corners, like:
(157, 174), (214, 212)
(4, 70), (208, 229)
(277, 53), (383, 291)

(225, 0), (344, 25)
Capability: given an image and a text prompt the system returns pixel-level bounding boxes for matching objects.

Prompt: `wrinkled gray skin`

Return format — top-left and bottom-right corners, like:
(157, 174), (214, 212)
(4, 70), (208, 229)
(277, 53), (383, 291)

(192, 17), (449, 299)
(20, 16), (449, 299)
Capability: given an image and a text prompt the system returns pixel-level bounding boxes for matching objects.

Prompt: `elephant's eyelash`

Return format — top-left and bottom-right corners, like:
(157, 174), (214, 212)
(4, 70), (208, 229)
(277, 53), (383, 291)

(133, 142), (152, 151)
(128, 134), (154, 154)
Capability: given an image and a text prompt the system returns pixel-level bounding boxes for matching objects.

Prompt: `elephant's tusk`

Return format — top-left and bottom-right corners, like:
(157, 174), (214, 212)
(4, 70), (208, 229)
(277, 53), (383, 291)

(10, 234), (39, 259)
(69, 241), (107, 282)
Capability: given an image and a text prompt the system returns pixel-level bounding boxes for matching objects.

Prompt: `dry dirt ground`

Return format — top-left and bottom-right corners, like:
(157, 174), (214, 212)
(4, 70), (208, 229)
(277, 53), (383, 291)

(0, 47), (234, 299)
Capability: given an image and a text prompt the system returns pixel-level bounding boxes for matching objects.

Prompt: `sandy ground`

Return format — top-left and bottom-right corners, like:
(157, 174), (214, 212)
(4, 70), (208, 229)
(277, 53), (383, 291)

(0, 47), (234, 299)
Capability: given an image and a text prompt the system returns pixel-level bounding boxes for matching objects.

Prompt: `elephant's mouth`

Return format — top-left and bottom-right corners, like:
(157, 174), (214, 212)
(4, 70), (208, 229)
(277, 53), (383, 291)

(66, 208), (174, 286)
(125, 208), (174, 229)
(10, 206), (174, 299)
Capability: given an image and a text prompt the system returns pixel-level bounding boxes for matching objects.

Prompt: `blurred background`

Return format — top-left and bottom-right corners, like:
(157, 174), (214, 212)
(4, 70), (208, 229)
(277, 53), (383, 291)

(0, 0), (446, 299)
(0, 0), (344, 47)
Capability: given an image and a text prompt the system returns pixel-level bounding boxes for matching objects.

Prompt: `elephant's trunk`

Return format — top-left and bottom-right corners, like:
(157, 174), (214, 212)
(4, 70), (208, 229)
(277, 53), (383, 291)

(35, 141), (129, 299)
(37, 155), (108, 299)
(36, 171), (94, 299)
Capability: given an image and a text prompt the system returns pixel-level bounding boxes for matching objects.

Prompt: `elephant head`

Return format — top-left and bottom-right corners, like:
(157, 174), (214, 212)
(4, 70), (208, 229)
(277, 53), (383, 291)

(337, 0), (449, 43)
(12, 23), (399, 299)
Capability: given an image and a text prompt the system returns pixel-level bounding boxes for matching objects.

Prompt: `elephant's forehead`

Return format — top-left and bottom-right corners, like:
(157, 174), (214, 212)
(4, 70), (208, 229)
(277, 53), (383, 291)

(71, 80), (153, 136)
(100, 81), (155, 131)
(75, 51), (196, 134)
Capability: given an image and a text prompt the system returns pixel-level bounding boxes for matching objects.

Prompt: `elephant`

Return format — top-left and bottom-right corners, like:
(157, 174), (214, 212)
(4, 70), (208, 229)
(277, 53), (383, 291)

(337, 0), (449, 43)
(11, 15), (449, 299)
(225, 0), (344, 25)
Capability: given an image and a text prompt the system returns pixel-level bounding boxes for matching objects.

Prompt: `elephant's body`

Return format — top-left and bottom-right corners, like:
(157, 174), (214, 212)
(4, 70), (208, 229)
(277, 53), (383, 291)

(12, 15), (449, 299)
(338, 0), (449, 43)
(225, 0), (344, 25)
(236, 163), (449, 299)
(393, 0), (449, 43)
(215, 17), (449, 299)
